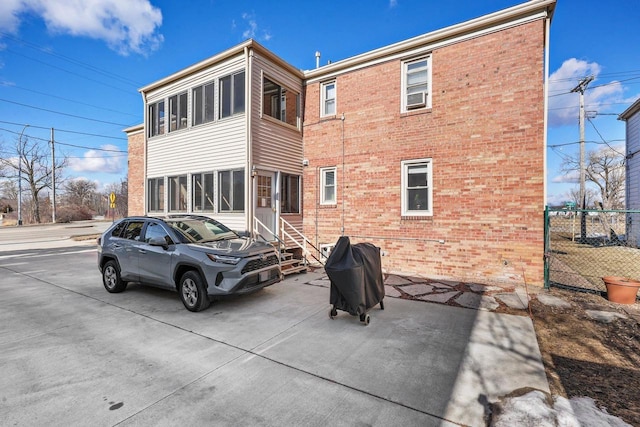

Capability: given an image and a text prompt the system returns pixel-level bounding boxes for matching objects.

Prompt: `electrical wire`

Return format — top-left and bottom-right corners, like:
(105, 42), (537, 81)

(0, 120), (127, 141)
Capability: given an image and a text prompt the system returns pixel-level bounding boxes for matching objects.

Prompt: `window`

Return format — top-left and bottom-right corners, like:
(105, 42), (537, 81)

(281, 174), (300, 213)
(262, 76), (300, 128)
(123, 221), (144, 241)
(144, 222), (172, 245)
(321, 80), (336, 117)
(402, 159), (433, 216)
(219, 169), (245, 212)
(169, 92), (188, 132)
(147, 177), (165, 212)
(192, 172), (214, 212)
(220, 71), (245, 119)
(257, 175), (271, 208)
(402, 57), (430, 111)
(168, 175), (187, 212)
(148, 101), (165, 137)
(320, 167), (336, 205)
(192, 82), (215, 126)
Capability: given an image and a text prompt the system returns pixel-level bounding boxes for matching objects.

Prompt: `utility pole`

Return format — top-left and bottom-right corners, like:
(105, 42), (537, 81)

(51, 127), (56, 223)
(17, 124), (29, 226)
(570, 75), (594, 241)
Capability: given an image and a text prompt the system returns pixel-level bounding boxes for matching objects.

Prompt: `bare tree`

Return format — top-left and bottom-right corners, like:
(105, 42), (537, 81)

(104, 177), (128, 218)
(561, 146), (625, 209)
(0, 180), (18, 200)
(0, 135), (67, 223)
(64, 179), (98, 206)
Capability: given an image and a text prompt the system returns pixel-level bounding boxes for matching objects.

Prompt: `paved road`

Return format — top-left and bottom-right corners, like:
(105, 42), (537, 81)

(0, 226), (549, 426)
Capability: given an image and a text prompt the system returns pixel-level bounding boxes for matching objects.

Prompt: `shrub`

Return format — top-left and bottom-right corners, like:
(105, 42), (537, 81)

(56, 205), (95, 223)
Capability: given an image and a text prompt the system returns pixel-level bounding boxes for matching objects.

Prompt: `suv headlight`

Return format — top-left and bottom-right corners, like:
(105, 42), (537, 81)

(207, 253), (241, 265)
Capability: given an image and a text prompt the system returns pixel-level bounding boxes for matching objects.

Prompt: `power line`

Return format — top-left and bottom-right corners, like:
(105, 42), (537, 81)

(0, 30), (143, 87)
(0, 98), (132, 127)
(0, 127), (128, 153)
(4, 48), (138, 96)
(0, 82), (140, 119)
(0, 120), (127, 141)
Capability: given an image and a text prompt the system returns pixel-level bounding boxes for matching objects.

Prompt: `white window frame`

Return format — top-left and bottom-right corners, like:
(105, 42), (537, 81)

(320, 80), (336, 117)
(401, 56), (431, 112)
(320, 167), (337, 205)
(401, 159), (433, 216)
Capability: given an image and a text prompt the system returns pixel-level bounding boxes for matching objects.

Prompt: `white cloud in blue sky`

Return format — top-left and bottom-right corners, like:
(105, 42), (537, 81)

(68, 145), (124, 174)
(548, 58), (624, 127)
(0, 0), (163, 56)
(240, 12), (271, 42)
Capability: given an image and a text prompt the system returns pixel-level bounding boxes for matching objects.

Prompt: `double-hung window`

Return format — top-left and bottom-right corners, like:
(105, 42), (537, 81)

(192, 172), (214, 212)
(148, 101), (165, 137)
(147, 177), (165, 212)
(192, 82), (215, 126)
(168, 175), (187, 212)
(402, 56), (431, 111)
(169, 92), (188, 132)
(401, 159), (432, 216)
(219, 71), (245, 119)
(219, 169), (245, 212)
(321, 80), (336, 117)
(320, 167), (336, 205)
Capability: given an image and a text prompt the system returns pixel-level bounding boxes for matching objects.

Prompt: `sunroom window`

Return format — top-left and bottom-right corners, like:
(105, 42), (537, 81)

(262, 76), (300, 128)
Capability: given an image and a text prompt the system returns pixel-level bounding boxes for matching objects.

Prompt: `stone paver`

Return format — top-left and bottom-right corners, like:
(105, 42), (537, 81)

(537, 293), (572, 308)
(384, 286), (402, 298)
(455, 292), (500, 311)
(585, 310), (627, 323)
(385, 275), (413, 286)
(431, 282), (455, 289)
(495, 293), (529, 310)
(400, 283), (434, 296)
(418, 291), (460, 303)
(468, 283), (505, 293)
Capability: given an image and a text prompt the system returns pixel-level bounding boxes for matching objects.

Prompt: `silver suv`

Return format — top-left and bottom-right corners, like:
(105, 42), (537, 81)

(97, 215), (282, 311)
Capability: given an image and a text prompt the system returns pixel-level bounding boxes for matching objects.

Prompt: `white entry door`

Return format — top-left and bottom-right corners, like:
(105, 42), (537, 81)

(255, 171), (277, 240)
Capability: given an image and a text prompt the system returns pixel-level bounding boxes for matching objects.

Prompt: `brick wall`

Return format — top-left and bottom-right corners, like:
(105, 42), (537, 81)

(302, 21), (547, 286)
(127, 130), (145, 216)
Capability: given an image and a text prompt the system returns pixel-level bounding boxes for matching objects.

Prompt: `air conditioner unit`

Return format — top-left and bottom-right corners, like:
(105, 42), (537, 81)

(320, 244), (334, 261)
(406, 92), (426, 109)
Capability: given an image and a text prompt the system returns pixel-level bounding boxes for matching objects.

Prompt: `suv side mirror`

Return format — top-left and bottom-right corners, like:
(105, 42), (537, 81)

(149, 236), (169, 249)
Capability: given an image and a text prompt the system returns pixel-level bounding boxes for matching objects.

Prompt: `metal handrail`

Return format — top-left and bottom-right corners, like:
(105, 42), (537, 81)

(279, 217), (324, 265)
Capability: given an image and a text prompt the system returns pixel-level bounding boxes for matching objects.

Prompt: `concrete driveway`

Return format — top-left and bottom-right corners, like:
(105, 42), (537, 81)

(0, 226), (549, 426)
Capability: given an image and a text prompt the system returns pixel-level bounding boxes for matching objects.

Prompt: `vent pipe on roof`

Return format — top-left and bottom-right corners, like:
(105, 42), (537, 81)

(315, 51), (320, 68)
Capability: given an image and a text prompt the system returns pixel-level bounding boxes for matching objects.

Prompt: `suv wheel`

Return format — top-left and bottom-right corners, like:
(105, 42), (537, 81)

(102, 260), (127, 293)
(179, 271), (210, 312)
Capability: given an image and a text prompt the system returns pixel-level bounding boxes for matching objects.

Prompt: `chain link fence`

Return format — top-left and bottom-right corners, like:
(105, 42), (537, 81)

(545, 207), (640, 293)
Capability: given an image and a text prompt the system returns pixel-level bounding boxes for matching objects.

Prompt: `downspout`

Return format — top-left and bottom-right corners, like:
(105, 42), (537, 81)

(543, 13), (550, 207)
(245, 46), (254, 234)
(142, 90), (148, 215)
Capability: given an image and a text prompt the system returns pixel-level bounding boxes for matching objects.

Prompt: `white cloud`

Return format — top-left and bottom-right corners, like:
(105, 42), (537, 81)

(68, 145), (124, 174)
(548, 58), (624, 127)
(240, 12), (271, 42)
(0, 0), (163, 56)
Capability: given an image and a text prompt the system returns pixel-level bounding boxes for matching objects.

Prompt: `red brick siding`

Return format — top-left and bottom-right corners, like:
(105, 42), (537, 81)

(302, 21), (546, 286)
(127, 131), (145, 216)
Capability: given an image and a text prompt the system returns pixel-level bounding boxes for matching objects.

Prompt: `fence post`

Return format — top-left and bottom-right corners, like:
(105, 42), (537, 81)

(544, 205), (550, 290)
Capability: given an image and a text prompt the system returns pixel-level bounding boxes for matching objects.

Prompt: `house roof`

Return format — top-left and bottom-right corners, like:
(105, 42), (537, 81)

(138, 39), (304, 94)
(138, 0), (555, 94)
(619, 97), (640, 121)
(303, 0), (556, 82)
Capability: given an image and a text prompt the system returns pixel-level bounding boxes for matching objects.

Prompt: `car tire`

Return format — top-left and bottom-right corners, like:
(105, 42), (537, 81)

(179, 271), (210, 312)
(102, 260), (127, 293)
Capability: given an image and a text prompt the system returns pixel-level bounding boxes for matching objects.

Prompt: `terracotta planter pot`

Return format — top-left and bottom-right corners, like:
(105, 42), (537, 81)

(602, 276), (640, 305)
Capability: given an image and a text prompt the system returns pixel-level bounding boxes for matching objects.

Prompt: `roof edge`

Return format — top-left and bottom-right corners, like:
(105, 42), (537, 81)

(619, 97), (640, 121)
(304, 0), (556, 79)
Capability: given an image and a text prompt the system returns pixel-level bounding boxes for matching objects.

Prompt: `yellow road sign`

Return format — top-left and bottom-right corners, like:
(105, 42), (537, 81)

(109, 192), (116, 204)
(110, 202), (116, 209)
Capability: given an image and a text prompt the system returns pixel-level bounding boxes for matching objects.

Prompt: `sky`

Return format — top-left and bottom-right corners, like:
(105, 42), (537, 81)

(0, 0), (639, 204)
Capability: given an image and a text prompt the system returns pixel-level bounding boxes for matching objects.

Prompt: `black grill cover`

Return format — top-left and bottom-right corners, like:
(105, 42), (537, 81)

(325, 236), (384, 316)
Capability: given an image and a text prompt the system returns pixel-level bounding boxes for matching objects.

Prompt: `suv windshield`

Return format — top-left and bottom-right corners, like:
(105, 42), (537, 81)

(165, 218), (237, 243)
